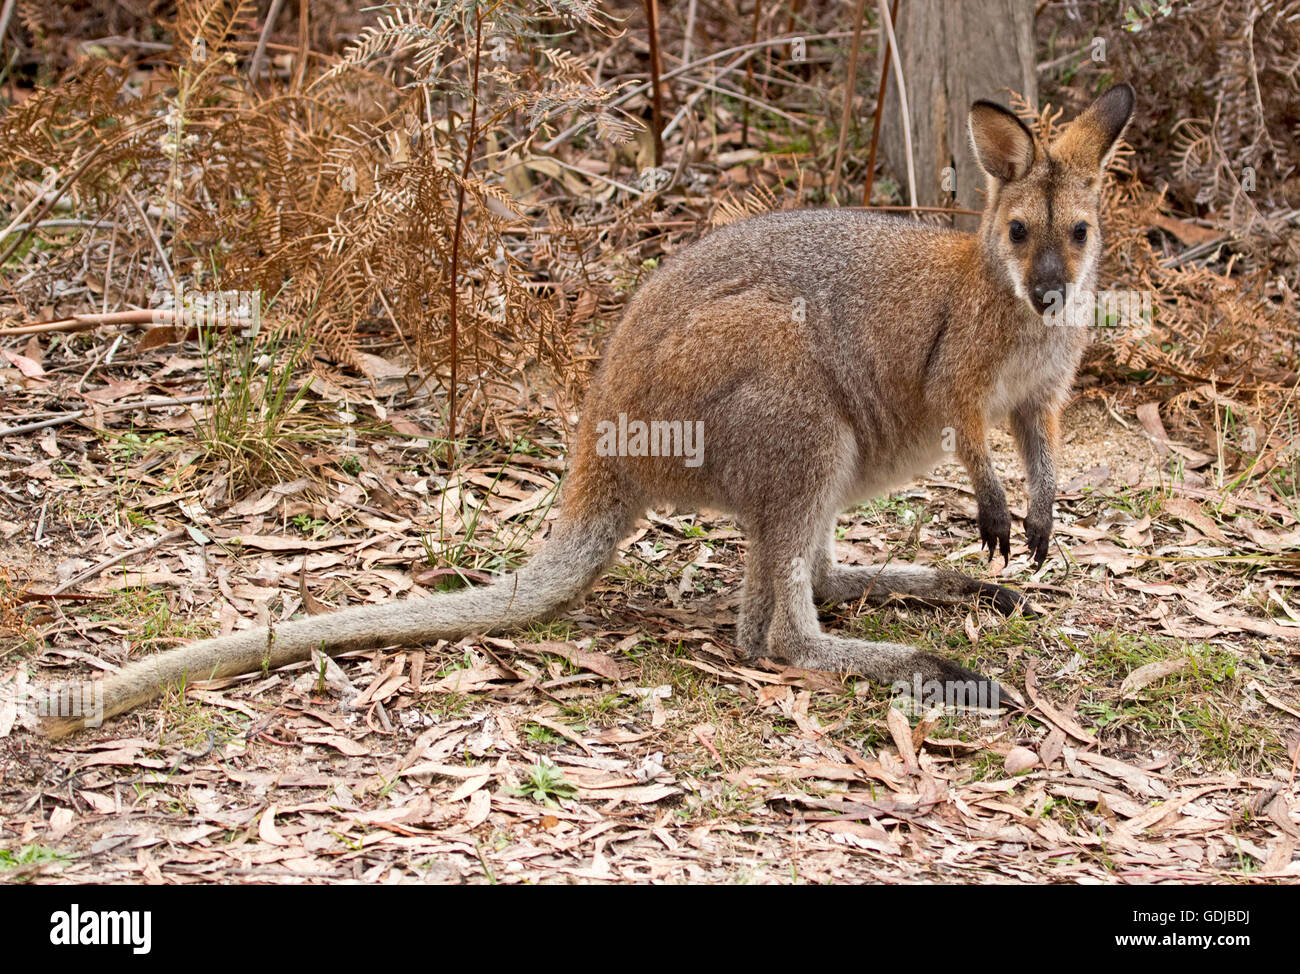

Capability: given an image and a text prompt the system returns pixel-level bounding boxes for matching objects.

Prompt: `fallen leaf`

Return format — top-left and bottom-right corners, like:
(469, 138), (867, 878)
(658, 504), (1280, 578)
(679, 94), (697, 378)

(1069, 540), (1145, 575)
(259, 804), (290, 846)
(1025, 662), (1098, 746)
(886, 705), (919, 774)
(1161, 497), (1227, 543)
(533, 641), (622, 681)
(1120, 657), (1190, 697)
(2, 348), (45, 378)
(1004, 747), (1039, 774)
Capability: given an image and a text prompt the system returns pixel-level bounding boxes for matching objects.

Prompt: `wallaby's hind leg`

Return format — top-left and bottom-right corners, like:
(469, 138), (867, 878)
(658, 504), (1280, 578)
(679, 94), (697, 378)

(759, 517), (1013, 702)
(810, 539), (1031, 616)
(737, 564), (775, 661)
(736, 533), (779, 660)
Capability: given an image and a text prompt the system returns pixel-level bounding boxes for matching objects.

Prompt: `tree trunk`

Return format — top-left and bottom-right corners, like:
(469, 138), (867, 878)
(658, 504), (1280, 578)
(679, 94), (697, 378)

(879, 0), (1037, 227)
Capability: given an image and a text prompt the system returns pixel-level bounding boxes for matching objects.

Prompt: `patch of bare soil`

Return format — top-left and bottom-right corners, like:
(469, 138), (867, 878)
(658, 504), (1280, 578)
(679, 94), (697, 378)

(2, 385), (1298, 884)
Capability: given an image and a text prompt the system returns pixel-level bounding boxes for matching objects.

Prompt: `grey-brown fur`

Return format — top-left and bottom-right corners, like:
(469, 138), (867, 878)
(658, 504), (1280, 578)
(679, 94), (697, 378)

(39, 85), (1135, 737)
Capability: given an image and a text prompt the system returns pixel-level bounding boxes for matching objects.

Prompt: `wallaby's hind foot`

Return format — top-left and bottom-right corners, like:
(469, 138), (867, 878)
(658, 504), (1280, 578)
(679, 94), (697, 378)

(811, 558), (1035, 618)
(970, 579), (1035, 618)
(764, 554), (1019, 711)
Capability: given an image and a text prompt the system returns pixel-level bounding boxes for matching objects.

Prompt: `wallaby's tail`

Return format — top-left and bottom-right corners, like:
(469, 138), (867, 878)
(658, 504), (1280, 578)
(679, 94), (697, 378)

(39, 468), (634, 738)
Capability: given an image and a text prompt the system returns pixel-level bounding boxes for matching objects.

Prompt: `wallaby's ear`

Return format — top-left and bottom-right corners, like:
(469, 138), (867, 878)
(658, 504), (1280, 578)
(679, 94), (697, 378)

(968, 100), (1037, 183)
(1052, 83), (1135, 176)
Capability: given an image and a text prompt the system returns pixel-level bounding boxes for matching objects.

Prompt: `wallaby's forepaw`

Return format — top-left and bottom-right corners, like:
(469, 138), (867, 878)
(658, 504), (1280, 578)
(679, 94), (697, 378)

(1024, 514), (1052, 568)
(977, 501), (1011, 565)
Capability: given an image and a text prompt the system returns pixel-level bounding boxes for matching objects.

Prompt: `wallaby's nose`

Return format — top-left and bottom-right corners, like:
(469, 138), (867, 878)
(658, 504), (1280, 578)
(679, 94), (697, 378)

(1030, 282), (1064, 314)
(1030, 250), (1066, 315)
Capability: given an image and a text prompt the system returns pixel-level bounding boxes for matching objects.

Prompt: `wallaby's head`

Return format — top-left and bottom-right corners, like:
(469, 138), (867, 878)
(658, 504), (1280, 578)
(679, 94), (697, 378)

(968, 83), (1135, 315)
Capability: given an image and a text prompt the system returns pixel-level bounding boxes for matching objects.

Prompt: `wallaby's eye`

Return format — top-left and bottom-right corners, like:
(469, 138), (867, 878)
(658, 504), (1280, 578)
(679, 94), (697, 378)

(1072, 222), (1089, 244)
(1009, 220), (1028, 243)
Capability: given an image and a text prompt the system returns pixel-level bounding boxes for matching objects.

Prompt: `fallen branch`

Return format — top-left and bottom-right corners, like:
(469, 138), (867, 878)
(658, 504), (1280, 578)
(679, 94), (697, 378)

(0, 308), (250, 337)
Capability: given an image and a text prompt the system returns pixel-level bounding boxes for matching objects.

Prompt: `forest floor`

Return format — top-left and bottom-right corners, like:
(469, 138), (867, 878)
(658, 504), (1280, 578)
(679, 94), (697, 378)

(2, 331), (1298, 885)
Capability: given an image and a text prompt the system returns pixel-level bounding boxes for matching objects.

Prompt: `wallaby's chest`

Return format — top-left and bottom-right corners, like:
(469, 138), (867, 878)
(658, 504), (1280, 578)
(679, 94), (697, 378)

(987, 323), (1082, 419)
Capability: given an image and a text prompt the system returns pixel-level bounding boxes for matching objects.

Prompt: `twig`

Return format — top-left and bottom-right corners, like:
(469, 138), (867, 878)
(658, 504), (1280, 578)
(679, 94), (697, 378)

(124, 186), (174, 286)
(543, 155), (645, 196)
(0, 171), (60, 250)
(0, 0), (15, 52)
(681, 0), (698, 68)
(1, 218), (119, 235)
(80, 35), (172, 53)
(679, 75), (809, 128)
(294, 0), (309, 92)
(863, 0), (899, 205)
(643, 0), (664, 169)
(1159, 237), (1229, 269)
(100, 223), (116, 315)
(1036, 41), (1092, 74)
(540, 31), (857, 151)
(0, 393), (220, 438)
(829, 0), (869, 201)
(447, 9), (485, 466)
(741, 0), (763, 147)
(854, 204), (980, 216)
(0, 134), (135, 270)
(876, 0), (915, 210)
(0, 307), (249, 337)
(251, 0), (287, 79)
(785, 0), (804, 48)
(662, 50), (753, 140)
(50, 528), (186, 595)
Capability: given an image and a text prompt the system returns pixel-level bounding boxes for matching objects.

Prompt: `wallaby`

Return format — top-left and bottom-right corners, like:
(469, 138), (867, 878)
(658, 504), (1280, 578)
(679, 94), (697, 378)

(38, 84), (1135, 738)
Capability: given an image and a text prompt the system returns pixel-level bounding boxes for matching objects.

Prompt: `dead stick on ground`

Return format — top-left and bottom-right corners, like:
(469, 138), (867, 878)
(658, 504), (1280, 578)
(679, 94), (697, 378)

(124, 186), (174, 285)
(50, 528), (186, 595)
(0, 308), (250, 337)
(0, 140), (120, 269)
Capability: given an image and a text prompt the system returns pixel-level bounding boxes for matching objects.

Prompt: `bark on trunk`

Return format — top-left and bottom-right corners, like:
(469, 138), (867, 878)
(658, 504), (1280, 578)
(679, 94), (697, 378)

(880, 0), (1037, 227)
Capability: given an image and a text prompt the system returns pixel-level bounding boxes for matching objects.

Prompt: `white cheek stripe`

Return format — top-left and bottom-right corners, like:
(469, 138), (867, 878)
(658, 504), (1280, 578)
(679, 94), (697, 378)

(1071, 244), (1099, 292)
(1008, 261), (1028, 301)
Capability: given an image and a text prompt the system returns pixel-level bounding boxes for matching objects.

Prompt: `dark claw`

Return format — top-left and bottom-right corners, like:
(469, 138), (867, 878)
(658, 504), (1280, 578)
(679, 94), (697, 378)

(924, 654), (1024, 712)
(994, 682), (1027, 712)
(1024, 515), (1053, 568)
(977, 501), (1012, 567)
